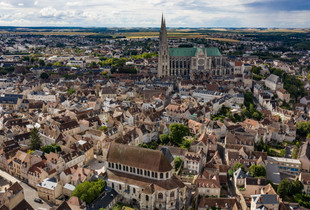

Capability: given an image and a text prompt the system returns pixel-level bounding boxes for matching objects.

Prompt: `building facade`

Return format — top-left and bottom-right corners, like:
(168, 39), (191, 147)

(104, 142), (187, 210)
(157, 15), (233, 79)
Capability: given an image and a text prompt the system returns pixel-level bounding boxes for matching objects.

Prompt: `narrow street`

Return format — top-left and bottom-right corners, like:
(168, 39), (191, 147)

(0, 169), (52, 210)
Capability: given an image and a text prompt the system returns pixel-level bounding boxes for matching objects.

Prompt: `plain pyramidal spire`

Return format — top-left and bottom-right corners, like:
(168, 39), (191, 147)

(161, 13), (166, 29)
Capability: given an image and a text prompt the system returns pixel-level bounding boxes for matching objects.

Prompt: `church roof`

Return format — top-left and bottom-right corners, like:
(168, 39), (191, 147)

(107, 142), (172, 172)
(169, 47), (221, 57)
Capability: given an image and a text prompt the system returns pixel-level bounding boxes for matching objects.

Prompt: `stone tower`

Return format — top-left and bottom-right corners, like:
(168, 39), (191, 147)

(158, 14), (170, 77)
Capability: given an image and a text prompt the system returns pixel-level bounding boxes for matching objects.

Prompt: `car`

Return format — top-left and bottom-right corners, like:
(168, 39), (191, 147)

(34, 198), (43, 204)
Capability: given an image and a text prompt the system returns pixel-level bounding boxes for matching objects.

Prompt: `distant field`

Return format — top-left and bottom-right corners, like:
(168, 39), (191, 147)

(124, 31), (240, 42)
(123, 31), (240, 42)
(206, 37), (240, 42)
(234, 28), (310, 33)
(123, 32), (206, 39)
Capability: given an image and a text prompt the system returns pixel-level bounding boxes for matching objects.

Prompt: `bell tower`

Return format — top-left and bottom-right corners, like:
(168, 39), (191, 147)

(158, 14), (170, 77)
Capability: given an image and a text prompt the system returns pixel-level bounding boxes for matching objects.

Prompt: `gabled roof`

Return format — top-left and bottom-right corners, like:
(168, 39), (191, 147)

(107, 142), (172, 172)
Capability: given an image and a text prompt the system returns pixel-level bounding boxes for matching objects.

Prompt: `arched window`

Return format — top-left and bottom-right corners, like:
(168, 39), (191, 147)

(160, 173), (163, 179)
(146, 195), (149, 201)
(158, 193), (163, 199)
(170, 191), (175, 198)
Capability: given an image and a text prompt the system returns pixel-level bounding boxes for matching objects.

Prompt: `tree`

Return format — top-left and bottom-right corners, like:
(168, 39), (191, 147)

(233, 163), (245, 172)
(251, 66), (262, 75)
(72, 180), (105, 204)
(249, 165), (266, 177)
(255, 137), (265, 151)
(159, 133), (170, 145)
(98, 126), (108, 133)
(30, 128), (42, 150)
(168, 124), (190, 146)
(53, 62), (62, 66)
(42, 144), (61, 154)
(39, 59), (45, 66)
(297, 121), (310, 137)
(292, 147), (299, 159)
(290, 180), (303, 195)
(174, 157), (182, 171)
(277, 179), (290, 198)
(40, 72), (49, 80)
(277, 179), (303, 199)
(67, 88), (75, 95)
(89, 61), (98, 68)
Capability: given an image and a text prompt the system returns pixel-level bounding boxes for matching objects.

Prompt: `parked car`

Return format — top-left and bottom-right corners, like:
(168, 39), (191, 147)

(34, 198), (43, 204)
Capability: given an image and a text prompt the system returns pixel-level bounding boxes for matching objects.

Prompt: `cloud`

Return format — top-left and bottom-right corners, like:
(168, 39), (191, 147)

(0, 0), (309, 27)
(39, 7), (63, 18)
(0, 2), (14, 8)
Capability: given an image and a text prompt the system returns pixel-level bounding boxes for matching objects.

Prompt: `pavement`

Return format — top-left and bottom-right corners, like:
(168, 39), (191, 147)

(285, 145), (294, 158)
(0, 169), (52, 210)
(89, 158), (106, 175)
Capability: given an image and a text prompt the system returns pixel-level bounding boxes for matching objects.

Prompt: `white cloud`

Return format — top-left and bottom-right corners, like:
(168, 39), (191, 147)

(0, 0), (308, 27)
(0, 1), (14, 8)
(39, 7), (62, 18)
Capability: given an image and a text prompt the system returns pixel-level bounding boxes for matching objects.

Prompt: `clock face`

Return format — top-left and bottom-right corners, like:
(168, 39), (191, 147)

(198, 59), (205, 65)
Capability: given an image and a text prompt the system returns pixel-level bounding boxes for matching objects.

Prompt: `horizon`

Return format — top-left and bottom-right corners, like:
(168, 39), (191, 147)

(0, 26), (310, 29)
(0, 0), (310, 28)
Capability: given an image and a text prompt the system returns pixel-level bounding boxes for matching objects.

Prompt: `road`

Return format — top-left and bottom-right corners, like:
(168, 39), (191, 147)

(0, 169), (52, 210)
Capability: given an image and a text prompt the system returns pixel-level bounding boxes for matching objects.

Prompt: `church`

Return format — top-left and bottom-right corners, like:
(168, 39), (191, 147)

(158, 15), (234, 79)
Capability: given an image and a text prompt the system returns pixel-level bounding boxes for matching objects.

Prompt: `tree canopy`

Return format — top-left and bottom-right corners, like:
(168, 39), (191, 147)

(174, 157), (182, 172)
(233, 163), (245, 172)
(30, 127), (42, 150)
(40, 72), (49, 80)
(42, 144), (61, 154)
(72, 180), (105, 204)
(277, 179), (303, 199)
(249, 165), (266, 177)
(67, 88), (76, 95)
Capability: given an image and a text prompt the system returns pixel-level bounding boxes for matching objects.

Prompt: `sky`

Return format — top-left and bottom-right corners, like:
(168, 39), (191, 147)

(0, 0), (309, 28)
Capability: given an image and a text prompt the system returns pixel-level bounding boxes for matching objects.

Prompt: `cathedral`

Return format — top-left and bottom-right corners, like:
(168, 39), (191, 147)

(158, 15), (233, 79)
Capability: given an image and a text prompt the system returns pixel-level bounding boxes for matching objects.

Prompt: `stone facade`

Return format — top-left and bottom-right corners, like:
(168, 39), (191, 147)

(157, 15), (233, 79)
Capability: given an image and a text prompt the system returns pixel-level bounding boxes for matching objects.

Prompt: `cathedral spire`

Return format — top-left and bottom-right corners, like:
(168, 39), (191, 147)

(161, 13), (165, 30)
(158, 13), (169, 77)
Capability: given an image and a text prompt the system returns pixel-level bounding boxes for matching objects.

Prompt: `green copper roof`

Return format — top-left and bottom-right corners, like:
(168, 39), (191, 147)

(169, 48), (196, 57)
(169, 47), (221, 57)
(205, 48), (221, 56)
